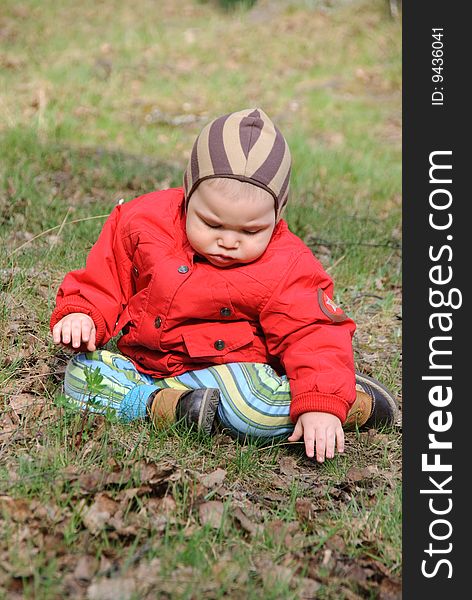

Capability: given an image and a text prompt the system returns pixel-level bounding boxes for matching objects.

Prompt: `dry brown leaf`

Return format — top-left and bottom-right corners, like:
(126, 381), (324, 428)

(279, 456), (299, 477)
(145, 495), (176, 515)
(78, 467), (135, 493)
(211, 554), (242, 583)
(115, 486), (152, 504)
(106, 507), (136, 536)
(0, 496), (31, 522)
(157, 494), (177, 515)
(143, 511), (168, 534)
(0, 422), (17, 442)
(138, 461), (178, 488)
(78, 470), (110, 493)
(87, 576), (137, 600)
(256, 558), (293, 588)
(74, 555), (98, 582)
(9, 393), (45, 416)
(199, 500), (225, 529)
(270, 473), (289, 489)
(346, 465), (378, 482)
(132, 557), (162, 591)
(199, 468), (227, 488)
(82, 493), (119, 535)
(30, 500), (64, 525)
(232, 506), (264, 537)
(326, 534), (346, 553)
(295, 498), (314, 522)
(103, 469), (133, 486)
(297, 576), (322, 598)
(266, 519), (299, 547)
(379, 576), (402, 599)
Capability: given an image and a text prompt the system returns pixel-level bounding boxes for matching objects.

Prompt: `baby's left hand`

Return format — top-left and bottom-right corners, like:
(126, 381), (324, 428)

(288, 411), (344, 463)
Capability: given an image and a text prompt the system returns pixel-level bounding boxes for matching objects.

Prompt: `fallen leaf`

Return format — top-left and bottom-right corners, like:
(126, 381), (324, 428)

(346, 465), (378, 482)
(82, 493), (119, 535)
(297, 577), (322, 598)
(232, 506), (264, 537)
(133, 557), (162, 590)
(0, 422), (17, 442)
(199, 468), (227, 488)
(269, 564), (293, 586)
(379, 576), (402, 599)
(211, 554), (242, 583)
(145, 494), (177, 517)
(9, 393), (44, 416)
(78, 470), (110, 493)
(138, 461), (178, 487)
(74, 555), (98, 582)
(326, 534), (346, 553)
(295, 498), (314, 522)
(157, 495), (177, 515)
(87, 577), (137, 600)
(270, 473), (290, 489)
(108, 508), (145, 537)
(266, 519), (299, 547)
(279, 456), (298, 477)
(199, 501), (225, 529)
(0, 496), (31, 522)
(115, 486), (153, 504)
(256, 558), (293, 588)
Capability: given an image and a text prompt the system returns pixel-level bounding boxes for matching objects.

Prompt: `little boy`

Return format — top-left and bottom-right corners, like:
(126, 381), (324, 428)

(50, 108), (397, 463)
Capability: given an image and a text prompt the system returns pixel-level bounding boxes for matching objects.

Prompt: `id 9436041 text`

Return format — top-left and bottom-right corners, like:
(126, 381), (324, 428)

(431, 28), (444, 106)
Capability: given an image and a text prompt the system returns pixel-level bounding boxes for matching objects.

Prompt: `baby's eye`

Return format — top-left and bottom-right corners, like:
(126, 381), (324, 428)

(243, 230), (260, 235)
(203, 220), (221, 229)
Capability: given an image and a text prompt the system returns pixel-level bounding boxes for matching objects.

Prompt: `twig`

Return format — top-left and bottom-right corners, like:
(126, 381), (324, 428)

(308, 238), (401, 250)
(326, 254), (345, 273)
(47, 206), (72, 254)
(8, 214), (109, 256)
(255, 440), (304, 453)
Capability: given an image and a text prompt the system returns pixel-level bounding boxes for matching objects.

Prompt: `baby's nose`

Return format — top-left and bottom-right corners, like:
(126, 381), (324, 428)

(218, 232), (239, 249)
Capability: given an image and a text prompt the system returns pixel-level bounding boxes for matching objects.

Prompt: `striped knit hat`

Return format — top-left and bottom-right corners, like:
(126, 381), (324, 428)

(183, 108), (291, 220)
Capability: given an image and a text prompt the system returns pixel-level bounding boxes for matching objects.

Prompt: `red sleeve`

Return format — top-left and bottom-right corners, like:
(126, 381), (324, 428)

(49, 204), (133, 348)
(259, 250), (356, 423)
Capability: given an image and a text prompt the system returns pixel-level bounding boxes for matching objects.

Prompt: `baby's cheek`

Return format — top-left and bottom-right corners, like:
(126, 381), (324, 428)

(257, 237), (271, 255)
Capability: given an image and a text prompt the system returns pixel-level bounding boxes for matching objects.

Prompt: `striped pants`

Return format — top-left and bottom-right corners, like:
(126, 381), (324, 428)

(64, 350), (294, 439)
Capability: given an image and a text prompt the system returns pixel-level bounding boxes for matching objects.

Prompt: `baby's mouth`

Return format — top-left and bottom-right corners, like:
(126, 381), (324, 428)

(208, 254), (236, 264)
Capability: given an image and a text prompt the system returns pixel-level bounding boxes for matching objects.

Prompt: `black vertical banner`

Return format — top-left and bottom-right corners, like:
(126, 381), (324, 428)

(403, 2), (466, 597)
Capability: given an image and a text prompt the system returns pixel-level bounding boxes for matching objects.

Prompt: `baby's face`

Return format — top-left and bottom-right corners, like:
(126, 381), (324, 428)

(186, 180), (276, 267)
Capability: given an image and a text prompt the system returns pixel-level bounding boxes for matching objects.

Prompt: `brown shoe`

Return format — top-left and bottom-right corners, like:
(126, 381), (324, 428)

(344, 372), (399, 430)
(146, 387), (220, 435)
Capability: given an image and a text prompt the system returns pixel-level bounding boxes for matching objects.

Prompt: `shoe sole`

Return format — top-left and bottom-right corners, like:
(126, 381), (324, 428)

(355, 371), (399, 428)
(197, 388), (221, 435)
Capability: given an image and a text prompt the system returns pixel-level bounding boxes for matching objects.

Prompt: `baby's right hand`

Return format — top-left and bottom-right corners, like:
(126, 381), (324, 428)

(52, 313), (96, 351)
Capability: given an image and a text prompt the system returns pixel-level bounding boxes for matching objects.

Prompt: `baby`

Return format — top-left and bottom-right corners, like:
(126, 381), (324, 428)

(51, 108), (397, 462)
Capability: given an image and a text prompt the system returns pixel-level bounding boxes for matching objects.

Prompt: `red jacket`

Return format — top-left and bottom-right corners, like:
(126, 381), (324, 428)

(50, 188), (356, 423)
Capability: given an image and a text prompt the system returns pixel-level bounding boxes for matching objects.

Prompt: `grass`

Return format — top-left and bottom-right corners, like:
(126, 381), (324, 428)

(1, 0), (401, 597)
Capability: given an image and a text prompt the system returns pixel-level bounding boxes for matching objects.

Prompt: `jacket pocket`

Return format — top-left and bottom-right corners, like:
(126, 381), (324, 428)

(182, 321), (254, 358)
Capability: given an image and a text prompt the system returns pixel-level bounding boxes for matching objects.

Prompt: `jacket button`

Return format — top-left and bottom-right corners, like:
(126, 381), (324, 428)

(178, 265), (189, 273)
(133, 266), (139, 277)
(154, 316), (162, 328)
(220, 307), (231, 317)
(214, 339), (225, 350)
